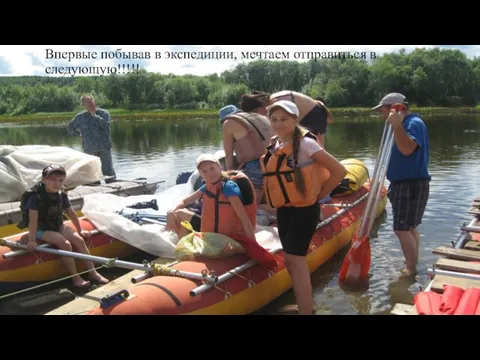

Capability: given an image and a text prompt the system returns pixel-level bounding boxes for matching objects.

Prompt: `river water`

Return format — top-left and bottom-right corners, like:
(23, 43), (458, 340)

(1, 113), (480, 315)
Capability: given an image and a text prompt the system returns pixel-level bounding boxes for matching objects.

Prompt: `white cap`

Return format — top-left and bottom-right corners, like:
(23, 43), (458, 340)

(196, 154), (221, 169)
(266, 100), (300, 117)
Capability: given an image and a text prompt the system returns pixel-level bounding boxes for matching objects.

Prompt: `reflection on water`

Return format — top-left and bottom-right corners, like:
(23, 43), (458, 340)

(2, 113), (480, 315)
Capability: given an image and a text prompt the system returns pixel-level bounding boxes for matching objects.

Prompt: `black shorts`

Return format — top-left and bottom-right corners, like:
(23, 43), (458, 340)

(387, 179), (430, 231)
(277, 202), (320, 256)
(300, 104), (327, 135)
(190, 213), (202, 231)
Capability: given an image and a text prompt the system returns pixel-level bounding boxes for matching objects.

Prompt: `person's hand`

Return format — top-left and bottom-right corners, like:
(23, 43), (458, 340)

(79, 230), (91, 240)
(26, 239), (37, 253)
(387, 109), (404, 128)
(166, 211), (180, 233)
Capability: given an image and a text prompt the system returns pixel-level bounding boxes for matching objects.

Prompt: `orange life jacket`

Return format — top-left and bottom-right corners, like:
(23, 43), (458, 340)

(200, 171), (257, 240)
(260, 128), (330, 208)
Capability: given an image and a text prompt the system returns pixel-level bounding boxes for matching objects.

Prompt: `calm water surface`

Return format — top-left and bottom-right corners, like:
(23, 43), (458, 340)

(2, 113), (480, 315)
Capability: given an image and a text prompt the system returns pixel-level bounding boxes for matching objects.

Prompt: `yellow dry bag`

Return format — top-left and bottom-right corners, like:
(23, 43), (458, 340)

(331, 158), (370, 195)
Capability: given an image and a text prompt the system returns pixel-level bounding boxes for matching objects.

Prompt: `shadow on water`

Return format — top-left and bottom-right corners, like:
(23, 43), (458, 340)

(1, 113), (480, 315)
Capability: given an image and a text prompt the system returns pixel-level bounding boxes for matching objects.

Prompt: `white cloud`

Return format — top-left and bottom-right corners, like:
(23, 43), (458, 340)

(0, 45), (478, 77)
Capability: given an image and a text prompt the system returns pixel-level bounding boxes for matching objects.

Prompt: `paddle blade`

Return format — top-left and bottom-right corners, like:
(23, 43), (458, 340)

(338, 235), (371, 283)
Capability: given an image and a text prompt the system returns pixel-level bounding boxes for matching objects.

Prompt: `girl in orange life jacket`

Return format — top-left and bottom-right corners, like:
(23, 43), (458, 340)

(260, 100), (347, 315)
(166, 154), (278, 269)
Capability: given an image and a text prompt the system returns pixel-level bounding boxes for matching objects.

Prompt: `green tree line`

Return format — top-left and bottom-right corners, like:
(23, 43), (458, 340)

(1, 47), (479, 116)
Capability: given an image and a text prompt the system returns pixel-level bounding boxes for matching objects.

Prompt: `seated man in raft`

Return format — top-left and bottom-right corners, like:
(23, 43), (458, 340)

(166, 154), (278, 270)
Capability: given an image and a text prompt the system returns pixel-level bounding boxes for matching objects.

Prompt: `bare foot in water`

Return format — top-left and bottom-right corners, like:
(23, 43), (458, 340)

(400, 267), (417, 276)
(89, 271), (110, 284)
(72, 276), (91, 288)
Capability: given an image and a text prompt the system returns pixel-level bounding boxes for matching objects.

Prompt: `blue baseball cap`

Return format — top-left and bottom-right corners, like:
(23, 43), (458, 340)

(219, 105), (238, 123)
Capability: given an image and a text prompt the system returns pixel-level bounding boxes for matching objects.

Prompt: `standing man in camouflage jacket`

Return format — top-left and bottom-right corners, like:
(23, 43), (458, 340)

(67, 95), (116, 183)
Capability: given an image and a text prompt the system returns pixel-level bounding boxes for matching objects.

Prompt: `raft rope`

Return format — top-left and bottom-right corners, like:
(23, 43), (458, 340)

(0, 258), (117, 301)
(229, 270), (255, 288)
(211, 283), (232, 299)
(153, 264), (173, 276)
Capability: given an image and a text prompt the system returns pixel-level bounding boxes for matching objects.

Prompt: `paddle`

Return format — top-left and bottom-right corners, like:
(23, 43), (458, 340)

(2, 229), (102, 259)
(338, 104), (406, 284)
(0, 238), (218, 284)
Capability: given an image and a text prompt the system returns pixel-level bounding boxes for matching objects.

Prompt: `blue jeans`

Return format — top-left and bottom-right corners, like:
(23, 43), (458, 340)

(243, 159), (264, 189)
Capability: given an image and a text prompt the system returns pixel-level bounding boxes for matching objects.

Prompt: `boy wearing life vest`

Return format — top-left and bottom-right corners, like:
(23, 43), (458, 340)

(166, 154), (278, 269)
(260, 100), (347, 314)
(18, 164), (109, 288)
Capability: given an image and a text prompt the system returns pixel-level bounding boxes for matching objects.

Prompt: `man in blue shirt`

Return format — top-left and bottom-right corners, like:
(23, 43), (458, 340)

(372, 93), (431, 276)
(67, 95), (116, 183)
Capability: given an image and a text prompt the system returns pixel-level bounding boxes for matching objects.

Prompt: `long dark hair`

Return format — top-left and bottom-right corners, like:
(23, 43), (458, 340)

(240, 91), (270, 112)
(292, 125), (307, 196)
(316, 97), (334, 124)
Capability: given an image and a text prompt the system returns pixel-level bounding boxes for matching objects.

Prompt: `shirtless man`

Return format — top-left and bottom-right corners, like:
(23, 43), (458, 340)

(218, 104), (275, 213)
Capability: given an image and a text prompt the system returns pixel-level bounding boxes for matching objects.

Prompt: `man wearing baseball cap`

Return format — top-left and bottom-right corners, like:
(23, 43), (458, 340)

(372, 92), (431, 276)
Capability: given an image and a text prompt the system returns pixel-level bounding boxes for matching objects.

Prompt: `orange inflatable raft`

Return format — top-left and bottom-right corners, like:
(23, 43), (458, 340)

(0, 218), (139, 295)
(85, 183), (387, 315)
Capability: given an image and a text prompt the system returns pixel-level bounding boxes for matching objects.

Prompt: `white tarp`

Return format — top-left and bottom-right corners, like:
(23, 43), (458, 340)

(81, 171), (281, 259)
(0, 145), (103, 203)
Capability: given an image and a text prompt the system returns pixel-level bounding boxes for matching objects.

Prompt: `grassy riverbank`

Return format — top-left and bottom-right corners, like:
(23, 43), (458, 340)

(1, 106), (480, 124)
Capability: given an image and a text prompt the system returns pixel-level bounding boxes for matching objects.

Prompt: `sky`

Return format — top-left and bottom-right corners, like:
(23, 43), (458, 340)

(0, 45), (478, 77)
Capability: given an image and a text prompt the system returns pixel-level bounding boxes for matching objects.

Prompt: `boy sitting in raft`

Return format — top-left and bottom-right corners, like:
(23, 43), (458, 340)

(18, 164), (109, 288)
(166, 154), (278, 270)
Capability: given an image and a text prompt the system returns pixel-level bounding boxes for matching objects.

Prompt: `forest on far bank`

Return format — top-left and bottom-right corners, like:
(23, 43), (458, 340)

(1, 47), (479, 116)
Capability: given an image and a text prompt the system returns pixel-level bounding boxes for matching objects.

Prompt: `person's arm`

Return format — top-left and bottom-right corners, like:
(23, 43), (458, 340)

(311, 149), (347, 200)
(221, 120), (236, 170)
(392, 125), (417, 156)
(66, 206), (89, 239)
(170, 188), (203, 212)
(166, 188), (204, 233)
(64, 196), (89, 239)
(228, 196), (256, 240)
(66, 207), (82, 232)
(389, 113), (421, 156)
(66, 114), (81, 136)
(224, 181), (256, 239)
(96, 109), (112, 129)
(27, 210), (39, 251)
(25, 196), (38, 252)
